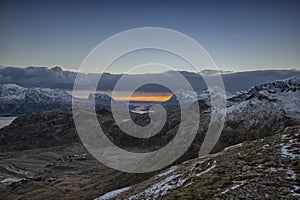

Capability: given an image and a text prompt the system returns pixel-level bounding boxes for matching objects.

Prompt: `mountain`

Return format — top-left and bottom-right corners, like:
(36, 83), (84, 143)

(101, 126), (300, 199)
(209, 77), (300, 153)
(89, 93), (126, 111)
(1, 78), (299, 153)
(226, 78), (300, 121)
(0, 84), (124, 116)
(164, 77), (299, 114)
(0, 84), (72, 116)
(162, 88), (225, 109)
(0, 78), (299, 199)
(0, 66), (299, 93)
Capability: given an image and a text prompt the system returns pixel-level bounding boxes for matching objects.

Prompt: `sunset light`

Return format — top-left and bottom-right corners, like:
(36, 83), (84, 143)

(113, 94), (173, 102)
(68, 90), (173, 102)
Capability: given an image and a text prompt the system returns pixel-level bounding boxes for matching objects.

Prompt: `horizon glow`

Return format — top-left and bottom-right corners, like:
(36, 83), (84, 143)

(67, 90), (173, 102)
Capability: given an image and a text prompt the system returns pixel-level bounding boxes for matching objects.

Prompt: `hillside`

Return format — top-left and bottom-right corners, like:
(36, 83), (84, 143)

(99, 126), (300, 199)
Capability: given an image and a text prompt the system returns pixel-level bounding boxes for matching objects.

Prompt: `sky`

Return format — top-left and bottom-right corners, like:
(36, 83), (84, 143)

(0, 0), (300, 73)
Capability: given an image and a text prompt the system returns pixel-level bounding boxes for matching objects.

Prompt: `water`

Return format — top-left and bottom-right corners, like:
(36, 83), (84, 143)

(0, 117), (16, 129)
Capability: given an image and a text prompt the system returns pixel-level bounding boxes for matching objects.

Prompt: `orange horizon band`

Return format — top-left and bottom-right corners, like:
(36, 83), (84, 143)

(113, 95), (172, 102)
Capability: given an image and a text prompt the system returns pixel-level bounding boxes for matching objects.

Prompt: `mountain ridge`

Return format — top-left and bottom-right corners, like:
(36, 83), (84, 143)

(0, 78), (299, 199)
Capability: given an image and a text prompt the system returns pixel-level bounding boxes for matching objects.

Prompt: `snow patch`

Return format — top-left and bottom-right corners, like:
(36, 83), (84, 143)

(223, 143), (243, 151)
(95, 187), (131, 200)
(196, 164), (216, 177)
(0, 177), (25, 183)
(157, 166), (178, 178)
(221, 180), (247, 195)
(5, 164), (29, 175)
(286, 169), (297, 180)
(291, 185), (300, 197)
(281, 129), (300, 159)
(127, 174), (184, 199)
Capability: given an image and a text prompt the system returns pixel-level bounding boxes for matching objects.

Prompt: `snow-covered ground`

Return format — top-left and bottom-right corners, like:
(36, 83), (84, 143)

(280, 128), (300, 197)
(0, 84), (72, 101)
(96, 159), (217, 200)
(0, 177), (25, 183)
(95, 187), (131, 200)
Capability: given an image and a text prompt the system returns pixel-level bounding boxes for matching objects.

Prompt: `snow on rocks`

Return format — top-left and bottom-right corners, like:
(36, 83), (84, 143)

(126, 159), (217, 199)
(157, 166), (178, 178)
(280, 127), (300, 197)
(220, 180), (247, 195)
(280, 128), (300, 159)
(127, 173), (185, 199)
(95, 187), (131, 200)
(195, 163), (216, 177)
(0, 177), (25, 183)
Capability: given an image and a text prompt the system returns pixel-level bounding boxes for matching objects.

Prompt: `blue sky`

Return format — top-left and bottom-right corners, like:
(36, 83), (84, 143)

(0, 0), (300, 73)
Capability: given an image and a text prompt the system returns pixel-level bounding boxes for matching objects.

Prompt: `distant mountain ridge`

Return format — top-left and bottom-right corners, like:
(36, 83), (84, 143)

(0, 84), (72, 116)
(1, 78), (299, 153)
(1, 77), (300, 117)
(0, 84), (119, 116)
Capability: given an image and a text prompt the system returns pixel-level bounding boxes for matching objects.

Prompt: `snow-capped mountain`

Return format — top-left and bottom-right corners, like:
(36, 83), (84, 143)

(88, 93), (126, 110)
(209, 77), (300, 152)
(0, 84), (72, 116)
(0, 84), (126, 116)
(226, 78), (300, 120)
(164, 78), (299, 114)
(88, 93), (114, 107)
(162, 77), (300, 154)
(162, 89), (203, 109)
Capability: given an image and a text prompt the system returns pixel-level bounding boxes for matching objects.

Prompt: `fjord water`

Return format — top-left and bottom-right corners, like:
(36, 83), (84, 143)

(0, 117), (16, 129)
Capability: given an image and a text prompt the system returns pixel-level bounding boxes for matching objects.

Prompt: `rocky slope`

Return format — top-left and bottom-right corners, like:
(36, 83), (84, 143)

(212, 77), (300, 153)
(98, 126), (300, 199)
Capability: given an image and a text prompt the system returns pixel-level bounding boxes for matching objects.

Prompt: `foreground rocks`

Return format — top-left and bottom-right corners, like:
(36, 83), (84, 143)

(102, 126), (300, 199)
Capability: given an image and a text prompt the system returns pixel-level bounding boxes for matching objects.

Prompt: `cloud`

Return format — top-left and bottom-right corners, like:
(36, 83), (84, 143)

(0, 66), (299, 93)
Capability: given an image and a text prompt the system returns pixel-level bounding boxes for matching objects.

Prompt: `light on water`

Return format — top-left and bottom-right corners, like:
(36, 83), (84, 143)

(0, 117), (16, 129)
